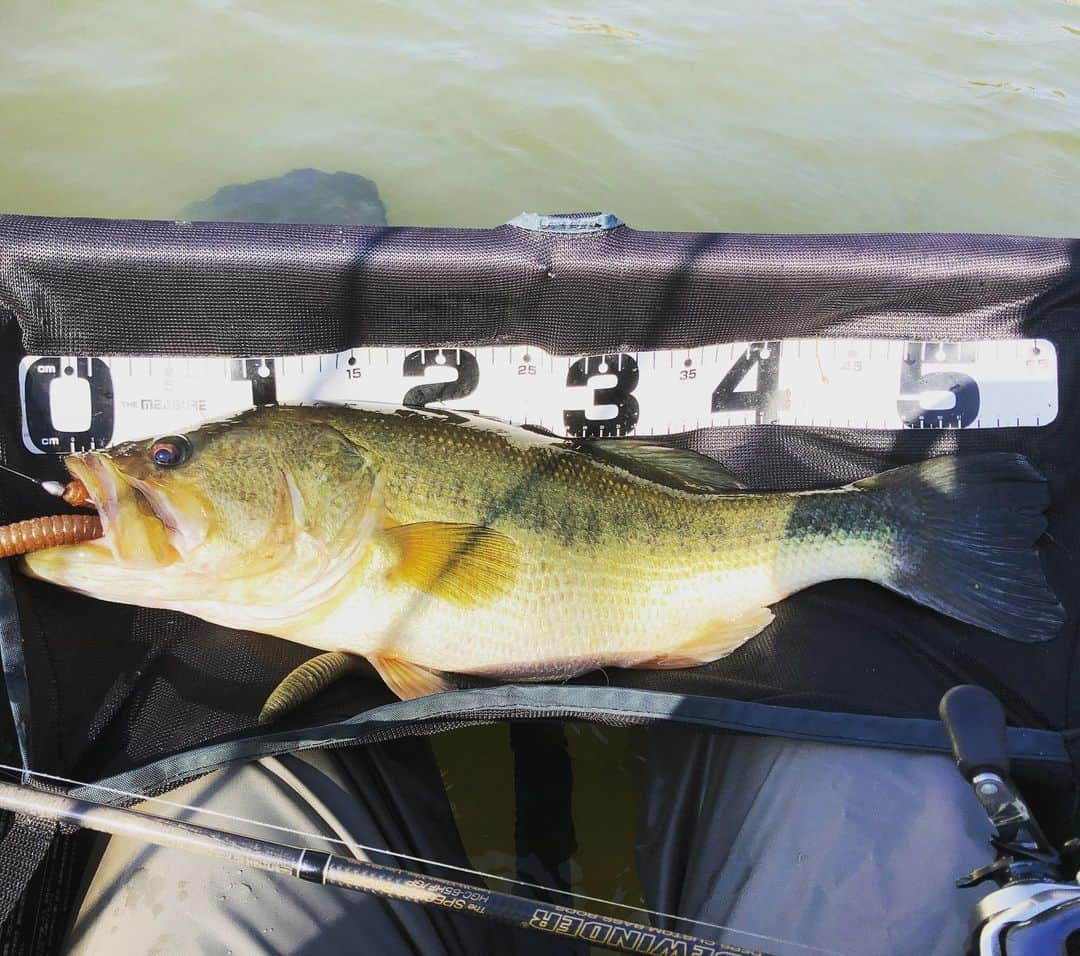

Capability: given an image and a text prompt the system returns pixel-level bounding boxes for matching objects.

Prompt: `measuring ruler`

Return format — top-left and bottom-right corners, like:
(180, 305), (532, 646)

(17, 338), (1058, 454)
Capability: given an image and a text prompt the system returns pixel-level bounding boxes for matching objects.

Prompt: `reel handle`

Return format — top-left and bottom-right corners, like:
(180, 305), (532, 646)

(940, 685), (1080, 954)
(940, 684), (1010, 782)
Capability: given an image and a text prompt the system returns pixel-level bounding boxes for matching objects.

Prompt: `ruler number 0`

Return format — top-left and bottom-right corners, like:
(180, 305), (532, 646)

(22, 358), (115, 453)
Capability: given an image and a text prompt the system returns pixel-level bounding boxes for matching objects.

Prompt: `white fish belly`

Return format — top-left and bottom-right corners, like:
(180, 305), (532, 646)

(296, 560), (785, 677)
(294, 533), (887, 678)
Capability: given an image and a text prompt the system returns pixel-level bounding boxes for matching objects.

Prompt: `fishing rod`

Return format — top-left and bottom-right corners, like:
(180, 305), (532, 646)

(0, 778), (771, 956)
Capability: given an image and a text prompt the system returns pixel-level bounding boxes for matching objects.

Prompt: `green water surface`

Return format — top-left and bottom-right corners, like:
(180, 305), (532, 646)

(1, 0), (1077, 234)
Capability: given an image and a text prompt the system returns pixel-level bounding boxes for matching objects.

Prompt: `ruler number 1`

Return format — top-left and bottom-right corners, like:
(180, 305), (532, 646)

(229, 358), (277, 406)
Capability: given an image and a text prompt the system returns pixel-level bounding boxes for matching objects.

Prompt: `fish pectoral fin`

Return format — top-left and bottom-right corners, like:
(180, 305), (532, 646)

(258, 651), (360, 725)
(370, 655), (453, 700)
(635, 607), (775, 669)
(382, 521), (519, 607)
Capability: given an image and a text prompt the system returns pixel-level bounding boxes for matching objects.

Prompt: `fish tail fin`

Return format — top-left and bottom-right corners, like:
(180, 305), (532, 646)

(857, 453), (1064, 642)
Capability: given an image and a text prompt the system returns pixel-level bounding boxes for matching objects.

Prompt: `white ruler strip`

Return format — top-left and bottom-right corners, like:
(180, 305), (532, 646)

(17, 338), (1058, 454)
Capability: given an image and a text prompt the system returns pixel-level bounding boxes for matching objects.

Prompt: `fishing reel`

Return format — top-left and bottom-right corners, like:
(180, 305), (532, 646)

(941, 685), (1080, 955)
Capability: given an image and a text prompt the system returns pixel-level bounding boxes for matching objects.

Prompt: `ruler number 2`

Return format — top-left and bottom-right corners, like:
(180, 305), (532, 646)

(402, 349), (481, 409)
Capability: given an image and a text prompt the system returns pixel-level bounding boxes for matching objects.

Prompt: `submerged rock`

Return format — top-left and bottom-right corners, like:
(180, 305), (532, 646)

(180, 168), (388, 225)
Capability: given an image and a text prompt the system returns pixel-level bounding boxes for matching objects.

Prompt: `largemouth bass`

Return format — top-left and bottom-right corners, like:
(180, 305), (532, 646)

(20, 404), (1064, 714)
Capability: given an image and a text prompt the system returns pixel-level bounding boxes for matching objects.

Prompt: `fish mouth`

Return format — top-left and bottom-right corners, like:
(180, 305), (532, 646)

(64, 455), (180, 568)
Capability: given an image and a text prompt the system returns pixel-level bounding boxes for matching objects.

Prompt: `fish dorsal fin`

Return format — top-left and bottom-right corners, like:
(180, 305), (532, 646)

(519, 423), (563, 439)
(382, 521), (519, 606)
(577, 440), (745, 493)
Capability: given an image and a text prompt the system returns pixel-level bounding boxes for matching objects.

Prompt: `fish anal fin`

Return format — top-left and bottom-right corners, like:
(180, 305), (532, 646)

(371, 655), (453, 700)
(259, 651), (359, 724)
(636, 607), (774, 669)
(382, 521), (518, 606)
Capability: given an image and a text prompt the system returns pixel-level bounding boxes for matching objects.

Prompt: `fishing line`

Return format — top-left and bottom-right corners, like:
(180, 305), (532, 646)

(0, 760), (842, 956)
(0, 462), (66, 498)
(259, 755), (370, 862)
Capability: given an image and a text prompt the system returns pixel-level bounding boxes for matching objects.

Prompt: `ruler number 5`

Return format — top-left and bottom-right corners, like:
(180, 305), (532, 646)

(897, 343), (980, 429)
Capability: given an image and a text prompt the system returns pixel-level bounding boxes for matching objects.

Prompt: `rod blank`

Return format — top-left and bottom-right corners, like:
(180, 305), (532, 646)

(0, 779), (759, 956)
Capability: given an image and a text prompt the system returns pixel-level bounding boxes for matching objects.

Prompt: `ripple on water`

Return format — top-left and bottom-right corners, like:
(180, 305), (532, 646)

(558, 17), (641, 41)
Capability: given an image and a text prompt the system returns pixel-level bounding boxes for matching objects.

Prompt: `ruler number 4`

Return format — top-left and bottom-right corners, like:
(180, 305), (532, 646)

(711, 342), (782, 424)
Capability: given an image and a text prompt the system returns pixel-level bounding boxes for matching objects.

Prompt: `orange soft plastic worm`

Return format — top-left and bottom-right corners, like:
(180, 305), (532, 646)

(0, 514), (103, 558)
(61, 477), (92, 508)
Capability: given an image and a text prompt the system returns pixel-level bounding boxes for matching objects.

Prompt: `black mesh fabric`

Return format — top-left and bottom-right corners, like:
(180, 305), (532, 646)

(0, 214), (1078, 789)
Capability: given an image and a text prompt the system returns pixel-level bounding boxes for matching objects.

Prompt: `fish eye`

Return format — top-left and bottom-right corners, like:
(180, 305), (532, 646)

(150, 436), (192, 468)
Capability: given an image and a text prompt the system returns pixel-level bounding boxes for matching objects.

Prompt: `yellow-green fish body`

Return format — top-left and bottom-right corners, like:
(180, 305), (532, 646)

(20, 404), (1063, 703)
